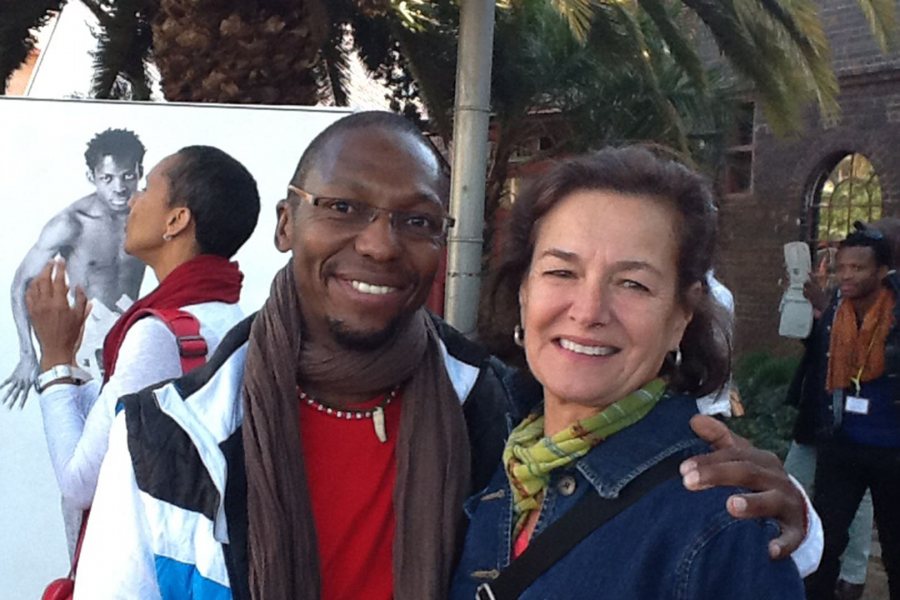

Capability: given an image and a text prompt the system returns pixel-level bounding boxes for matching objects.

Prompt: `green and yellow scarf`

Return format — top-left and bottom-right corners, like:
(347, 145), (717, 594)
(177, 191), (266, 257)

(503, 378), (667, 535)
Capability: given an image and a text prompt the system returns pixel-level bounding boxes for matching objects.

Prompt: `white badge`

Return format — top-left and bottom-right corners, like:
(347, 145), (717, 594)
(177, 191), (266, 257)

(845, 395), (870, 415)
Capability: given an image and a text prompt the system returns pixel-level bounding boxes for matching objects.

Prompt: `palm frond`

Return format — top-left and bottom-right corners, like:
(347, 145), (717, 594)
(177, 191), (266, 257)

(316, 22), (352, 105)
(350, 11), (395, 73)
(386, 0), (442, 30)
(601, 0), (690, 151)
(0, 1), (67, 93)
(855, 0), (896, 51)
(79, 0), (107, 22)
(636, 0), (707, 93)
(744, 0), (838, 120)
(88, 0), (154, 100)
(383, 3), (458, 139)
(549, 0), (595, 43)
(679, 0), (810, 133)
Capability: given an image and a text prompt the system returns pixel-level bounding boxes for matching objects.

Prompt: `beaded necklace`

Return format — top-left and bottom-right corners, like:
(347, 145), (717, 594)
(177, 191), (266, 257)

(299, 385), (400, 443)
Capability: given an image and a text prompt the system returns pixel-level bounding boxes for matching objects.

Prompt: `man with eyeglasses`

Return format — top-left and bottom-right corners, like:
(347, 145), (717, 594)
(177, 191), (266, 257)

(799, 225), (900, 600)
(76, 111), (821, 600)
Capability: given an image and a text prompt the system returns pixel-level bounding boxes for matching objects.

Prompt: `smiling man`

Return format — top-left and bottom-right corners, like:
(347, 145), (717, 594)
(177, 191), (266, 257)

(75, 112), (821, 600)
(2, 128), (146, 408)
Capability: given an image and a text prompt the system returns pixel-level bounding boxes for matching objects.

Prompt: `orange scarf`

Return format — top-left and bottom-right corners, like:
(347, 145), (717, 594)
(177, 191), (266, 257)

(826, 287), (895, 392)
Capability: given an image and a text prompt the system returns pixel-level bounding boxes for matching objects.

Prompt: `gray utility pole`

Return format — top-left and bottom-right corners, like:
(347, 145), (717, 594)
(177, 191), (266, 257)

(444, 0), (496, 336)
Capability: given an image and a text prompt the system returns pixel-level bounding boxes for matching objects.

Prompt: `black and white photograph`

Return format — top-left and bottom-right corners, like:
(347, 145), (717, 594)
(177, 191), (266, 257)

(0, 96), (350, 597)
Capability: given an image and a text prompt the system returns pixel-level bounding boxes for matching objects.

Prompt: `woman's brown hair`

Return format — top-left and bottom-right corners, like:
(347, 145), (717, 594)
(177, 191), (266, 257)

(491, 146), (731, 396)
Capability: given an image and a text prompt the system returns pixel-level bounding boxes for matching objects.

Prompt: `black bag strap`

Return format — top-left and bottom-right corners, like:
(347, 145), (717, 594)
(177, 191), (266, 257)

(476, 452), (685, 600)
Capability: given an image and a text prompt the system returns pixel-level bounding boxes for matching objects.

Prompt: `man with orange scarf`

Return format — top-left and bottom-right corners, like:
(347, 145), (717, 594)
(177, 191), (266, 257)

(803, 227), (900, 600)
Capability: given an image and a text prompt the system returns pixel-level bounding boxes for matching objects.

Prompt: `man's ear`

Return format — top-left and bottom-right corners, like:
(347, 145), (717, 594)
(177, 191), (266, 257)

(86, 169), (95, 184)
(274, 199), (294, 253)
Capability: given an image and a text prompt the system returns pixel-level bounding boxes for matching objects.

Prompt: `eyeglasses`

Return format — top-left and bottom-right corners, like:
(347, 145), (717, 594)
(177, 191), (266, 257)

(287, 185), (454, 241)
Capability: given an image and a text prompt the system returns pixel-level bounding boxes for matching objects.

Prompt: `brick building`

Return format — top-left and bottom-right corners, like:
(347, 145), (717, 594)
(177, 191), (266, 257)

(718, 0), (900, 355)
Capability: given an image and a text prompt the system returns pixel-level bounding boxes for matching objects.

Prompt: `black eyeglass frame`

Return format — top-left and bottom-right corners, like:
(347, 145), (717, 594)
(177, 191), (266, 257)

(287, 184), (455, 240)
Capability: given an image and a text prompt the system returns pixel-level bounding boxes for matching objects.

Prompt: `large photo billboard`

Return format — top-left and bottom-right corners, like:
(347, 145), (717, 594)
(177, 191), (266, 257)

(0, 96), (350, 596)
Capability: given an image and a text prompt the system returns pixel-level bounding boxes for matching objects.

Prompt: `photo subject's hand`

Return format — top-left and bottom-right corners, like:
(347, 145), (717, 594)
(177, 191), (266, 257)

(0, 354), (38, 409)
(681, 414), (806, 559)
(25, 260), (90, 372)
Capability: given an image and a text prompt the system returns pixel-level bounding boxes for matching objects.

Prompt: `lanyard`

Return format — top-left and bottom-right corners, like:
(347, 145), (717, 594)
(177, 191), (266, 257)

(849, 310), (884, 396)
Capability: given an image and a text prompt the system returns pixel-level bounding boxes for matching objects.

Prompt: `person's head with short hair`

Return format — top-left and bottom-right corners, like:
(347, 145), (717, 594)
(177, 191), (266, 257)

(166, 145), (261, 257)
(84, 128), (146, 212)
(275, 111), (452, 350)
(290, 111), (450, 197)
(124, 146), (260, 270)
(867, 217), (900, 269)
(836, 223), (892, 302)
(494, 145), (730, 401)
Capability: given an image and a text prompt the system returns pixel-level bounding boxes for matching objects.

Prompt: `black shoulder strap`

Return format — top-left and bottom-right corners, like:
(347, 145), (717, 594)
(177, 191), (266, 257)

(476, 452), (685, 600)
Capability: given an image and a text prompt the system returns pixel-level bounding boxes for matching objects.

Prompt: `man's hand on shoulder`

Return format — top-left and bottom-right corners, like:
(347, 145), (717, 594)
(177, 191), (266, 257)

(680, 414), (806, 560)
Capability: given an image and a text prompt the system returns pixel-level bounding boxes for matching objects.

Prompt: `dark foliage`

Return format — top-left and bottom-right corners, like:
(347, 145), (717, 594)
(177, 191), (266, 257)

(727, 351), (800, 460)
(0, 1), (67, 93)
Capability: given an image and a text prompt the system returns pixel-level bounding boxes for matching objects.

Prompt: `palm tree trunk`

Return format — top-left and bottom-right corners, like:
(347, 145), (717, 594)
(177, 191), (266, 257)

(152, 0), (329, 104)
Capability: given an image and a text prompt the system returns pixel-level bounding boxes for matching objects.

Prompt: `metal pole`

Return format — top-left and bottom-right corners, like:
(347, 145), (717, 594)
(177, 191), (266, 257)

(24, 8), (63, 96)
(444, 0), (495, 336)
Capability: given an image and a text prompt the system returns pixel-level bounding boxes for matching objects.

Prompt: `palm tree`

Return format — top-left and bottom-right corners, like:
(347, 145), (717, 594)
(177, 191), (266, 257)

(1, 0), (331, 103)
(80, 0), (155, 99)
(6, 1), (893, 120)
(150, 0), (329, 104)
(379, 0), (892, 217)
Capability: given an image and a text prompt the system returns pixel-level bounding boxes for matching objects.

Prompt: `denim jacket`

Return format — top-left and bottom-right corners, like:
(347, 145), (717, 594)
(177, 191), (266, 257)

(450, 393), (804, 600)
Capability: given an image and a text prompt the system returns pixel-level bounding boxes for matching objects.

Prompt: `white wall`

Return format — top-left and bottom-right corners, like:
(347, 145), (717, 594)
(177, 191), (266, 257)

(0, 96), (350, 597)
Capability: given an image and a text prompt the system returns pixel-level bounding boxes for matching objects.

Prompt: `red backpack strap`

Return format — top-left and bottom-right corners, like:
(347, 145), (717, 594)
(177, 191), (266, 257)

(134, 308), (208, 373)
(56, 311), (207, 591)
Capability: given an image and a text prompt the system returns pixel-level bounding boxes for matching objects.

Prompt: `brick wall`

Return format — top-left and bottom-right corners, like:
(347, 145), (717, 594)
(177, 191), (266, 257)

(820, 0), (900, 76)
(715, 0), (900, 356)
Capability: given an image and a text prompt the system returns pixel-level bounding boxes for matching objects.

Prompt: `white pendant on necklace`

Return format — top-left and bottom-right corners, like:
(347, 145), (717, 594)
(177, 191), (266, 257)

(373, 406), (387, 443)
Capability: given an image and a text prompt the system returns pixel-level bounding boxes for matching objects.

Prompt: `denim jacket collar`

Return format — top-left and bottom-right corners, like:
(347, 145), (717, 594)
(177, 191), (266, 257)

(502, 377), (707, 500)
(573, 393), (706, 497)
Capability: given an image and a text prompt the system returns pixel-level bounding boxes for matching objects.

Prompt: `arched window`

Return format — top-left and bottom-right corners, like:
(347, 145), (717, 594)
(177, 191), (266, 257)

(808, 153), (882, 245)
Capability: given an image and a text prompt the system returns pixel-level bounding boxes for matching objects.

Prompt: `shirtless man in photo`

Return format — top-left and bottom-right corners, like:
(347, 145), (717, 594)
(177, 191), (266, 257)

(2, 128), (147, 408)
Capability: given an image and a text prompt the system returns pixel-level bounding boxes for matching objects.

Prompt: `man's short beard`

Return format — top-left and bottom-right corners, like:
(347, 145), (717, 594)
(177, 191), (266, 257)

(327, 314), (407, 351)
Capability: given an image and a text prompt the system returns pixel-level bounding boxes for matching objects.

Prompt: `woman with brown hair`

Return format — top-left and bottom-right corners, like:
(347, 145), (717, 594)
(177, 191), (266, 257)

(451, 147), (805, 599)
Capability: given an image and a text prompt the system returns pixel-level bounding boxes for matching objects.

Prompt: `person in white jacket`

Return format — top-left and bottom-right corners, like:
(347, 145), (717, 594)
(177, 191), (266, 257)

(26, 145), (261, 554)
